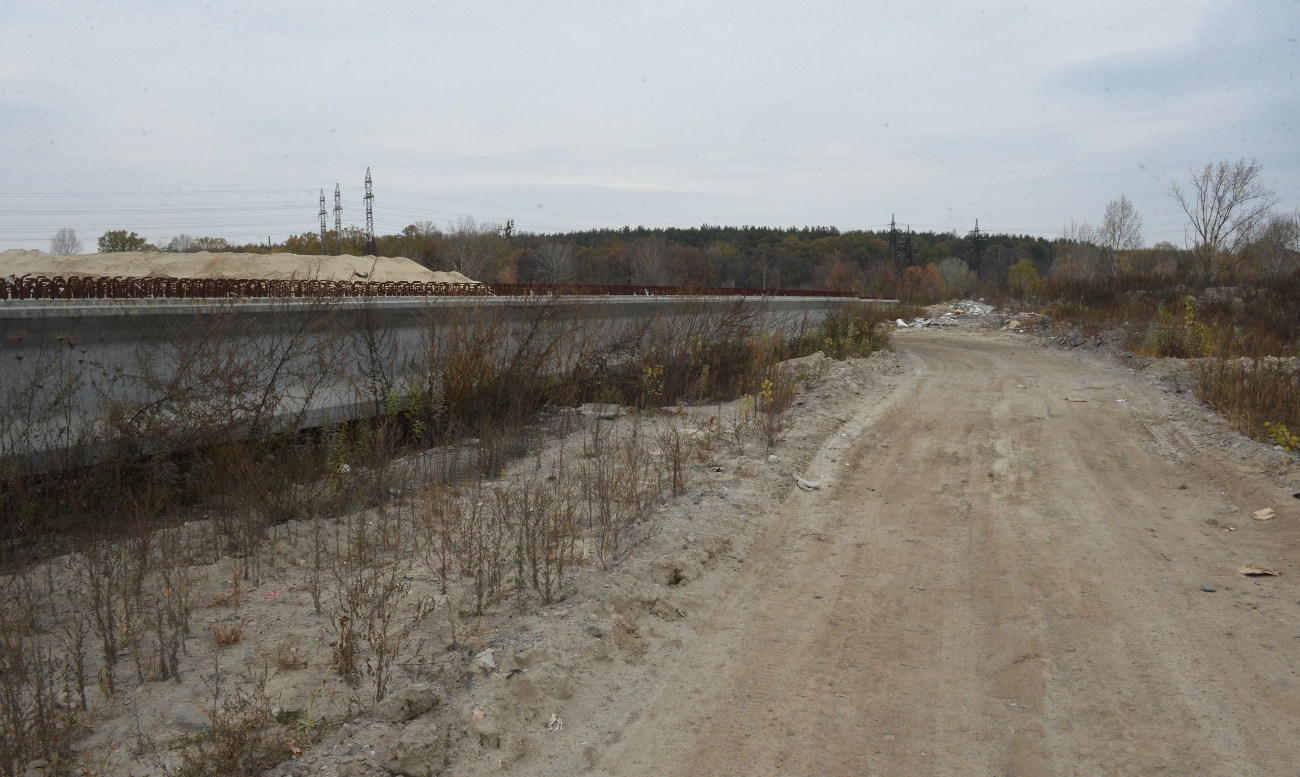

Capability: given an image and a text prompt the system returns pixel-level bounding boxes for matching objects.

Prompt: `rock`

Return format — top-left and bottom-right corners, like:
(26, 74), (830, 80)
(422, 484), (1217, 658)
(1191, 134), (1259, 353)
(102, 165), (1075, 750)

(172, 703), (211, 731)
(1055, 326), (1085, 348)
(796, 476), (822, 491)
(1206, 518), (1219, 526)
(784, 350), (826, 370)
(472, 649), (497, 673)
(376, 683), (440, 724)
(579, 403), (627, 420)
(1200, 585), (1218, 593)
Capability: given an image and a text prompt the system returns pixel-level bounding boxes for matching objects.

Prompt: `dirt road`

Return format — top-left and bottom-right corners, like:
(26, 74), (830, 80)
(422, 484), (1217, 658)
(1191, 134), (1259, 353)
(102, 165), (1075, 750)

(589, 331), (1299, 777)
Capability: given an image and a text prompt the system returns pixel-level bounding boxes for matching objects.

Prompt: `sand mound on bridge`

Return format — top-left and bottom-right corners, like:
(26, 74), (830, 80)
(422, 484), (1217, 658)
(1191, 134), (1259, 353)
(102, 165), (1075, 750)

(0, 249), (476, 284)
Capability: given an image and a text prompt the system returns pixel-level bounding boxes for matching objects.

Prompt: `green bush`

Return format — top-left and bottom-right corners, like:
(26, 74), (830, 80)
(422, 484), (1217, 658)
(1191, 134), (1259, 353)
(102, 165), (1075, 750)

(811, 308), (892, 359)
(1145, 300), (1212, 358)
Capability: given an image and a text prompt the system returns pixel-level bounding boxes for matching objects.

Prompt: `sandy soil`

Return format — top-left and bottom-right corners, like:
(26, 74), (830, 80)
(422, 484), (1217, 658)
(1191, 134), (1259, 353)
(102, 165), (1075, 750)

(563, 330), (1300, 777)
(15, 323), (1299, 777)
(0, 249), (474, 283)
(265, 326), (1298, 777)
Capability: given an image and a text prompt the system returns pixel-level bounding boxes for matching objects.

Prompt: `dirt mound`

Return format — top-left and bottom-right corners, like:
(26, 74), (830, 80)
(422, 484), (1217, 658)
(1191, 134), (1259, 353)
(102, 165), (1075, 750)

(0, 249), (476, 284)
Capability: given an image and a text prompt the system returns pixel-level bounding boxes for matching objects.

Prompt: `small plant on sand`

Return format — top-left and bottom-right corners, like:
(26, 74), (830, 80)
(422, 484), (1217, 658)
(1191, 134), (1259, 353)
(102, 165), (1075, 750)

(168, 678), (283, 777)
(210, 622), (244, 646)
(637, 363), (665, 407)
(275, 637), (308, 670)
(813, 308), (891, 359)
(1145, 299), (1212, 358)
(1265, 421), (1299, 455)
(725, 394), (755, 456)
(756, 369), (800, 449)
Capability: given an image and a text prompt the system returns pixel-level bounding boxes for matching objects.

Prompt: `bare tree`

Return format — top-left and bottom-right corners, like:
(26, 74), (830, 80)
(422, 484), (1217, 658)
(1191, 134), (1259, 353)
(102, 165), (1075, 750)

(441, 216), (508, 281)
(628, 238), (670, 285)
(533, 242), (574, 283)
(165, 234), (196, 253)
(1097, 195), (1143, 275)
(49, 228), (82, 255)
(1170, 158), (1278, 280)
(1246, 211), (1300, 276)
(1051, 221), (1105, 281)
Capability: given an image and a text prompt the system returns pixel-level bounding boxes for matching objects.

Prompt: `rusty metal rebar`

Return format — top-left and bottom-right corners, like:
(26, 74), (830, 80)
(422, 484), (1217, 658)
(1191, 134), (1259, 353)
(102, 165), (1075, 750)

(0, 276), (868, 301)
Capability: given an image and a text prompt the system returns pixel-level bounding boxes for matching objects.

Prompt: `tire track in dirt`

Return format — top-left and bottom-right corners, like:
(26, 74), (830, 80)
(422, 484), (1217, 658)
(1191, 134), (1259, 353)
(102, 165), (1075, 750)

(595, 331), (1299, 777)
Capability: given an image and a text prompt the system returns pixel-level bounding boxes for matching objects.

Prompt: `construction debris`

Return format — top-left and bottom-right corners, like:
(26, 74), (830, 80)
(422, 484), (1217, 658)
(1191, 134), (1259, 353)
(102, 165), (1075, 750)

(949, 300), (996, 315)
(1237, 565), (1281, 576)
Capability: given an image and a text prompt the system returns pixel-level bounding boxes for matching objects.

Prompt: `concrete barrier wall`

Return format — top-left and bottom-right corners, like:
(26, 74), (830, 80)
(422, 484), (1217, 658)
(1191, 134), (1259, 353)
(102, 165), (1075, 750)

(1, 295), (893, 473)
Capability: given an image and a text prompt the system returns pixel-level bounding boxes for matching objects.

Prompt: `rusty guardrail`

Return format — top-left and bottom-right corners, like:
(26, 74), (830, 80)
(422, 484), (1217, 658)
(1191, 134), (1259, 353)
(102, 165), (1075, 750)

(0, 276), (866, 301)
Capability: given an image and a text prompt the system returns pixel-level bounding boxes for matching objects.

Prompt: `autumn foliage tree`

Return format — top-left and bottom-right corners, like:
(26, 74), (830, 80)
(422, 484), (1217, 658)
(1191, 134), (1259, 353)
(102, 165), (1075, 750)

(279, 232), (324, 255)
(897, 263), (945, 303)
(1006, 258), (1043, 296)
(937, 258), (975, 296)
(97, 230), (149, 252)
(817, 256), (862, 292)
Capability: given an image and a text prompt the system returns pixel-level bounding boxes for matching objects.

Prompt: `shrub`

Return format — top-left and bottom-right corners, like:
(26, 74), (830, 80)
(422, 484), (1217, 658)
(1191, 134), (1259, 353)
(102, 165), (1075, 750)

(1145, 300), (1212, 358)
(1265, 421), (1299, 454)
(811, 307), (892, 359)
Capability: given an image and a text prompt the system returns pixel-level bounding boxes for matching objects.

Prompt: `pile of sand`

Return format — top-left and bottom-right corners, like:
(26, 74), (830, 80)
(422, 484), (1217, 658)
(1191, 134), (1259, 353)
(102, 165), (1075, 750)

(0, 249), (477, 284)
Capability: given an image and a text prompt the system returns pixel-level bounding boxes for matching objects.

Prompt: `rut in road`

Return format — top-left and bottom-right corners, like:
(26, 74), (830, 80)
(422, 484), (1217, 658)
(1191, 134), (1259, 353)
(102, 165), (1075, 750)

(596, 331), (1299, 777)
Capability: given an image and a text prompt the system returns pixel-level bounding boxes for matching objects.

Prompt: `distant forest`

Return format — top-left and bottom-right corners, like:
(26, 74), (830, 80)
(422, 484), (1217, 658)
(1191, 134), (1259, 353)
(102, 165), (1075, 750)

(82, 157), (1299, 300)
(100, 220), (1197, 302)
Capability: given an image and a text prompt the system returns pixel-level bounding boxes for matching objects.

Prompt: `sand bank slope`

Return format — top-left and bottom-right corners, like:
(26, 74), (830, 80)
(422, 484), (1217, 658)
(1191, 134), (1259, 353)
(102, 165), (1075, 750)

(0, 249), (476, 284)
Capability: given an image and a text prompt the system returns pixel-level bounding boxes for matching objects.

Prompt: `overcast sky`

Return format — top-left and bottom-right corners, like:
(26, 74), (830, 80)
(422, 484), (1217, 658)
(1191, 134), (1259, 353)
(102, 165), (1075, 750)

(1, 0), (1296, 251)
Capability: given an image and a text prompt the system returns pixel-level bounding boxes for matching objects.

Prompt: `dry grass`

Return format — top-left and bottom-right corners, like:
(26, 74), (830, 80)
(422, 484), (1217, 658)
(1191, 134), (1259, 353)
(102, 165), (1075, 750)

(1196, 356), (1300, 447)
(1034, 271), (1299, 445)
(209, 623), (244, 647)
(0, 295), (893, 776)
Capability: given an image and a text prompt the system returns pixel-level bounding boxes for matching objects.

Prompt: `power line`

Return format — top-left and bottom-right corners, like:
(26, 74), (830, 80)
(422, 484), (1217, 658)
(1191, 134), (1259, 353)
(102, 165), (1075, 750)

(364, 167), (375, 256)
(318, 190), (327, 251)
(333, 184), (342, 256)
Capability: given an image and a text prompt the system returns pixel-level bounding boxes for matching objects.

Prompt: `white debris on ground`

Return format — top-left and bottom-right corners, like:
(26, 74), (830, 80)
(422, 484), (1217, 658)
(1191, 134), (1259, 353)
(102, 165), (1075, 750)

(948, 300), (996, 316)
(897, 300), (1052, 333)
(898, 300), (995, 329)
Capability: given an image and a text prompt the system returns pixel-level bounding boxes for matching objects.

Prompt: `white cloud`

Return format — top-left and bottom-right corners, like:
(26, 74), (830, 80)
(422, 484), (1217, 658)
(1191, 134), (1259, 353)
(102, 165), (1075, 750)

(0, 0), (1296, 249)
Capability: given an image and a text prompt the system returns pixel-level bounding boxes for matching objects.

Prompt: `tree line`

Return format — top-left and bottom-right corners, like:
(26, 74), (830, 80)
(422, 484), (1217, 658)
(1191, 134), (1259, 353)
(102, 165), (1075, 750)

(49, 158), (1298, 299)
